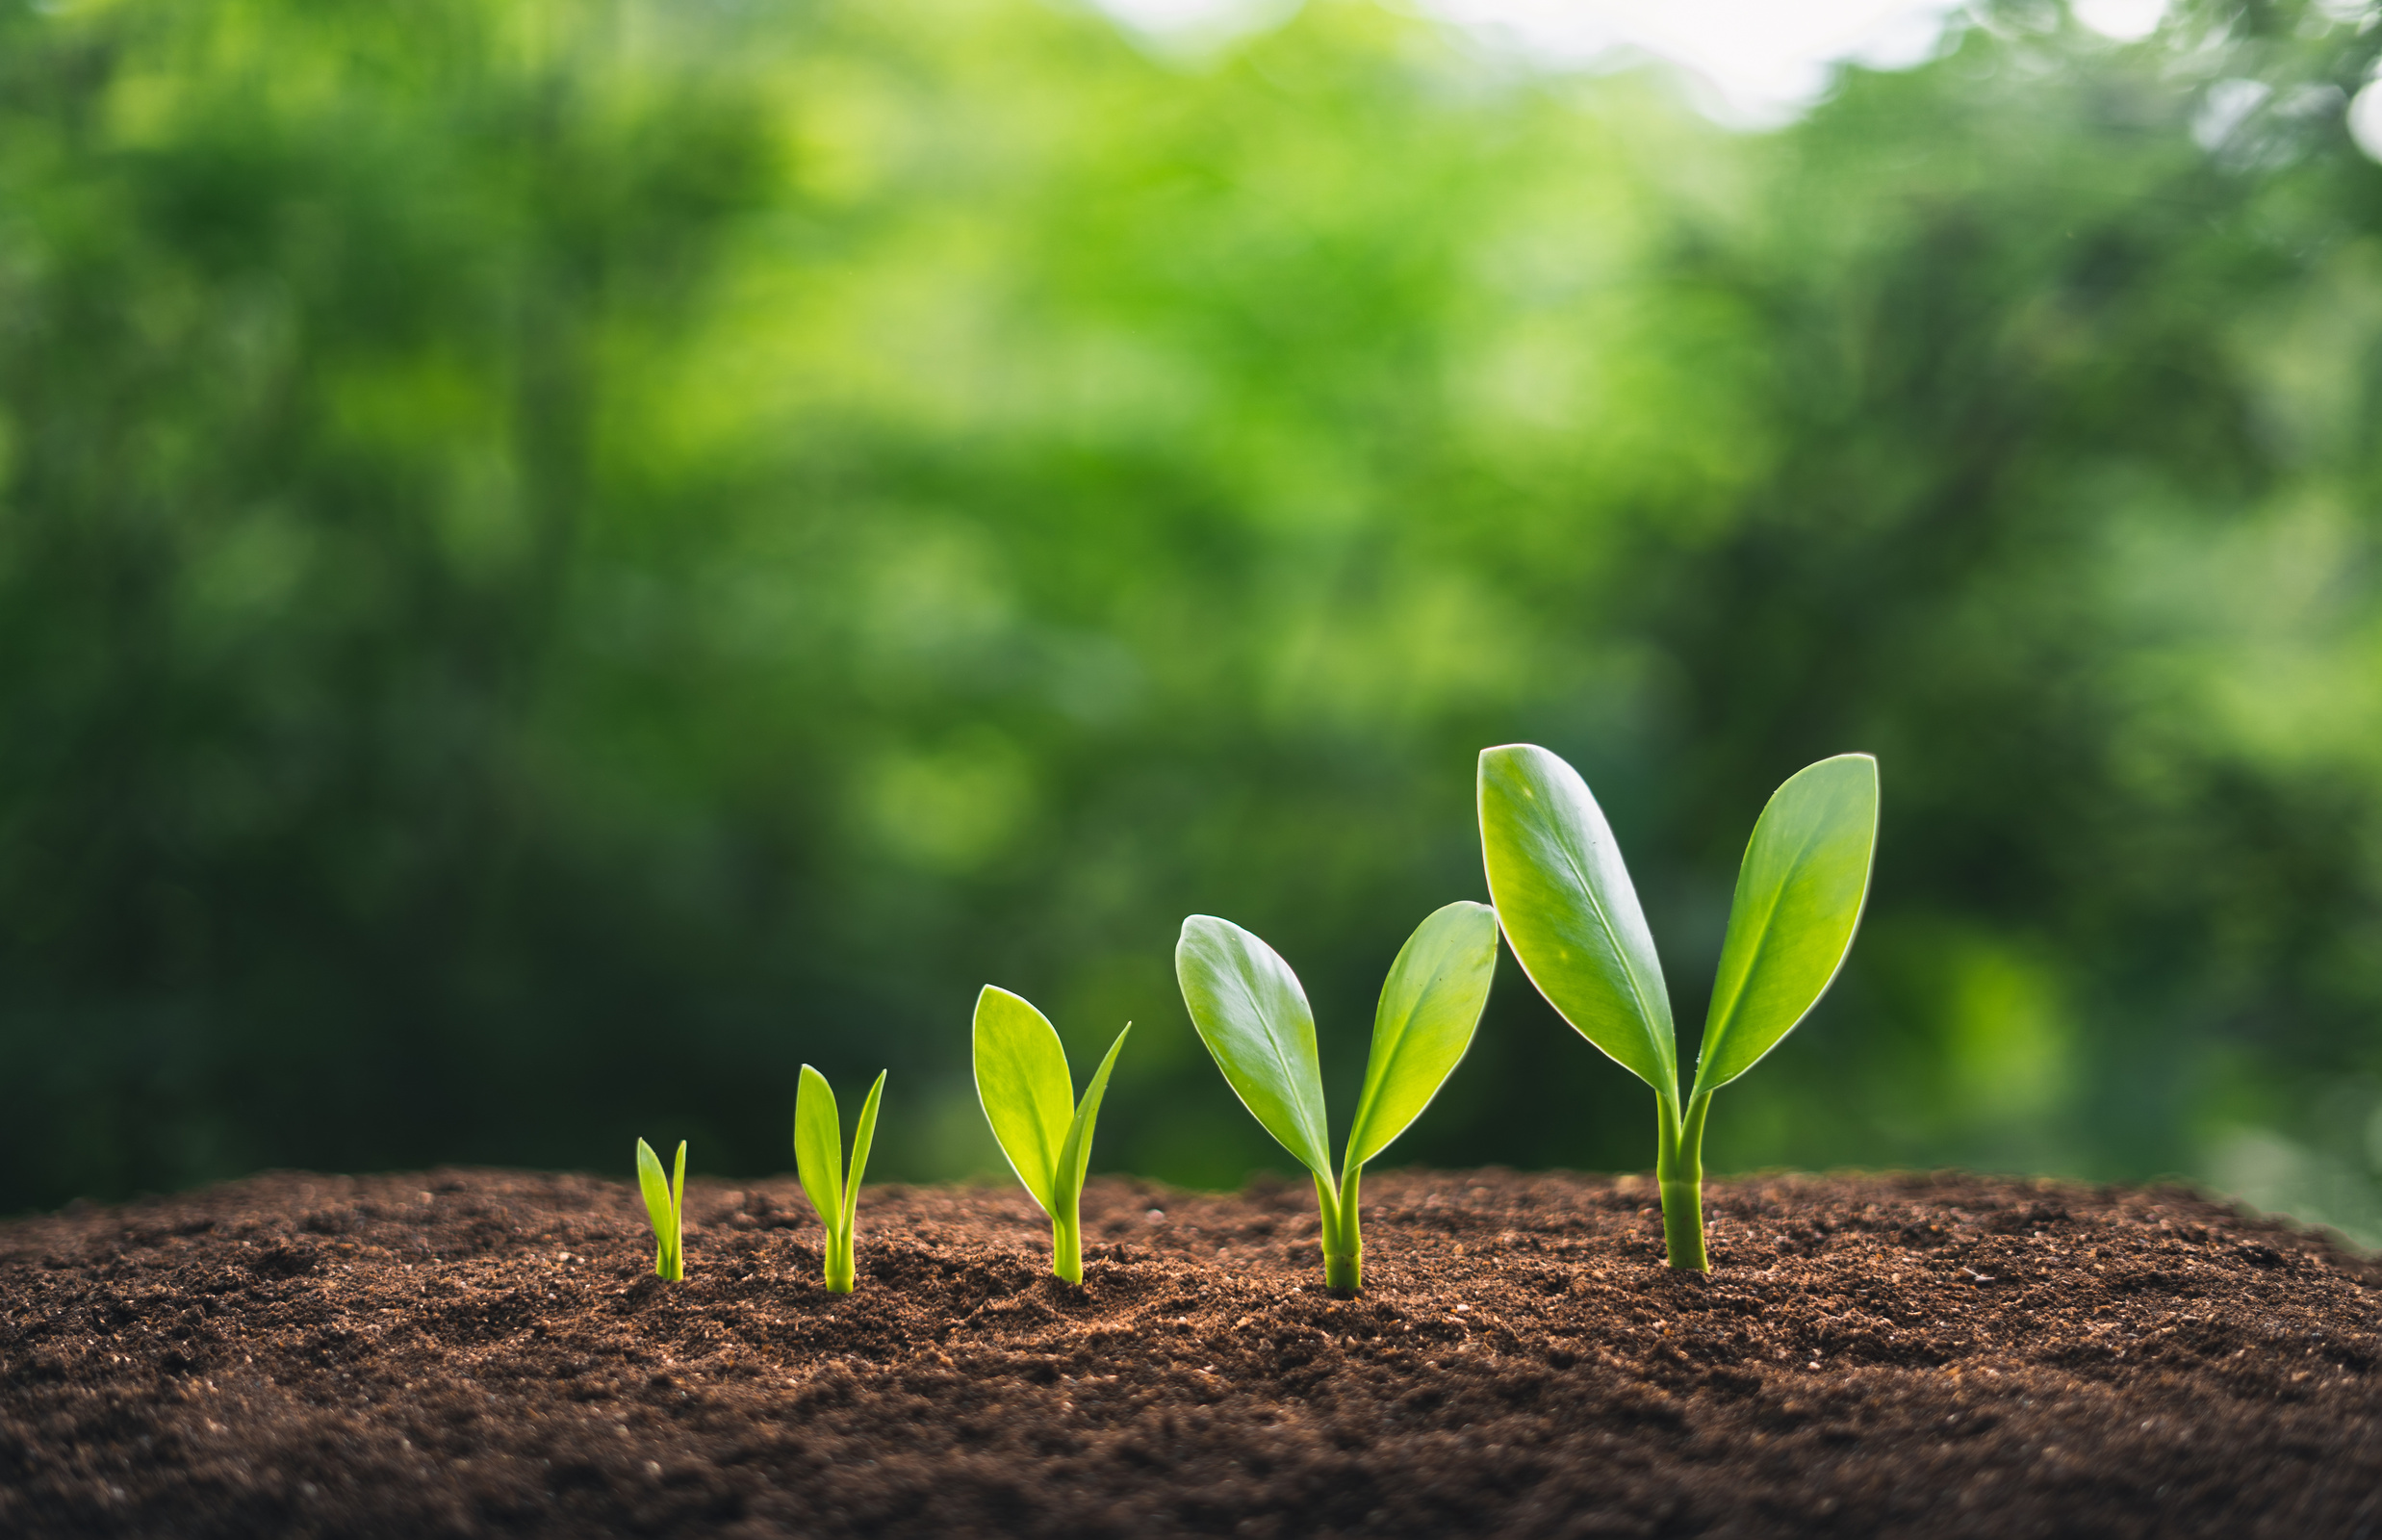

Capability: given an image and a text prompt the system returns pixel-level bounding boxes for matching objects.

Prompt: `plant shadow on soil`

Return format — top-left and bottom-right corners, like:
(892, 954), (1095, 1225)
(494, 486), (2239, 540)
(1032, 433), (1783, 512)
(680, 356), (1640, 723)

(2, 1168), (2377, 1538)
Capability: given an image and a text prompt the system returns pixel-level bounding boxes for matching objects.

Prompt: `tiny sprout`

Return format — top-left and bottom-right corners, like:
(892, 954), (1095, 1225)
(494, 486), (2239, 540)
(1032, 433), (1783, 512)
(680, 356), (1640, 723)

(973, 986), (1131, 1285)
(634, 1138), (686, 1281)
(794, 1065), (885, 1294)
(1478, 745), (1879, 1271)
(1174, 901), (1498, 1292)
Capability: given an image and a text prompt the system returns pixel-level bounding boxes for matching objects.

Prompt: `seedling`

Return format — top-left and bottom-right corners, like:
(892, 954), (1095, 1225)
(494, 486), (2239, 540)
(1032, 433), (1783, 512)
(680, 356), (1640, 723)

(973, 987), (1131, 1285)
(794, 1065), (886, 1293)
(635, 1137), (687, 1281)
(1477, 745), (1879, 1271)
(1174, 901), (1498, 1292)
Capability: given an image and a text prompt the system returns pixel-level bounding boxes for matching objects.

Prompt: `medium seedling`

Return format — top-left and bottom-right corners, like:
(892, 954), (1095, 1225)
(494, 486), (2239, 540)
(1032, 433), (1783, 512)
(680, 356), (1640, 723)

(794, 1065), (886, 1294)
(635, 1137), (687, 1281)
(1477, 745), (1879, 1271)
(973, 987), (1131, 1285)
(1174, 901), (1498, 1292)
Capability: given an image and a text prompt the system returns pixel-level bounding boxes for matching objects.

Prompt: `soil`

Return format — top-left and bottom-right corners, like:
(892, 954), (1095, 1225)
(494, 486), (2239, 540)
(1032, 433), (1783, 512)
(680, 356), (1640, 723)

(2, 1168), (2377, 1539)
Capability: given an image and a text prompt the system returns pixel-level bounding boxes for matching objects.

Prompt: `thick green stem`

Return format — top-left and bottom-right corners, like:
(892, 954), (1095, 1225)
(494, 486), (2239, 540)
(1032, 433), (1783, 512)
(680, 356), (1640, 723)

(1655, 1090), (1712, 1271)
(825, 1227), (855, 1294)
(1051, 1211), (1083, 1287)
(1317, 1167), (1364, 1293)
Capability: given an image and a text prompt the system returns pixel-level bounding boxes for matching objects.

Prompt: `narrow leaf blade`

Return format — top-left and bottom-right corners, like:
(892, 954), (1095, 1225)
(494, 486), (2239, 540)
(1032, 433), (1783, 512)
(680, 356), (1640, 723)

(635, 1138), (675, 1245)
(1693, 754), (1880, 1093)
(1174, 915), (1333, 1180)
(1477, 744), (1678, 1095)
(1344, 901), (1499, 1170)
(843, 1070), (886, 1232)
(793, 1065), (844, 1232)
(972, 986), (1074, 1211)
(1054, 1023), (1132, 1208)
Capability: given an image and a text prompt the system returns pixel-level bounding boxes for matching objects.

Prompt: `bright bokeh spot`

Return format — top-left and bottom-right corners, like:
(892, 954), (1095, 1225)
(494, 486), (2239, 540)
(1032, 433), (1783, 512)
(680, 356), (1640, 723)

(2072, 0), (2167, 39)
(2351, 79), (2382, 163)
(1096, 0), (1969, 120)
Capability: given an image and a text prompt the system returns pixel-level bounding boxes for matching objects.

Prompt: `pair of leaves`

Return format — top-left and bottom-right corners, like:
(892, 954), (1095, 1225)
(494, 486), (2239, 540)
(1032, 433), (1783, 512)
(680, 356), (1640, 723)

(973, 988), (1129, 1222)
(794, 1065), (885, 1240)
(1477, 745), (1879, 1102)
(1174, 900), (1499, 1187)
(634, 1137), (686, 1280)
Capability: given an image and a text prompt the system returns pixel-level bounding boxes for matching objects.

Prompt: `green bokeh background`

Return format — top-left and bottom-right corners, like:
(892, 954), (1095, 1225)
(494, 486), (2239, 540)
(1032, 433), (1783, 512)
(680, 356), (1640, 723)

(5, 0), (2381, 1239)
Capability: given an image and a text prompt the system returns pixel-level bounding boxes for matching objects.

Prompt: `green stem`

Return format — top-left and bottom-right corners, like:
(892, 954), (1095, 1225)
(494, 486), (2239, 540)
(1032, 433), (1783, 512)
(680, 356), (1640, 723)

(1655, 1089), (1712, 1272)
(1318, 1166), (1364, 1293)
(825, 1225), (855, 1294)
(1051, 1211), (1083, 1287)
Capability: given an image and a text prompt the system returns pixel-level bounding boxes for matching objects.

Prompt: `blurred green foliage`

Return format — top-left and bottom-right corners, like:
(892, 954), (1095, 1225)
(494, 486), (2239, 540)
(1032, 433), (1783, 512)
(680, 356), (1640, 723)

(4, 0), (2382, 1235)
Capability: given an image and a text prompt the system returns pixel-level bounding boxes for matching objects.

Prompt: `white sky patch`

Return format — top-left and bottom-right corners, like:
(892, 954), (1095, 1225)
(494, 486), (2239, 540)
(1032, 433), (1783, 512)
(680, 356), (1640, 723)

(2071, 0), (2167, 40)
(2355, 77), (2382, 166)
(1093, 0), (1973, 123)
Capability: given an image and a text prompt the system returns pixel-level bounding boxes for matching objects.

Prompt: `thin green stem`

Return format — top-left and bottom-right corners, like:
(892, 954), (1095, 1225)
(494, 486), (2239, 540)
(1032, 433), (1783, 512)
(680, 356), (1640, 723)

(1655, 1089), (1712, 1272)
(1318, 1166), (1364, 1292)
(1051, 1211), (1083, 1287)
(825, 1226), (855, 1294)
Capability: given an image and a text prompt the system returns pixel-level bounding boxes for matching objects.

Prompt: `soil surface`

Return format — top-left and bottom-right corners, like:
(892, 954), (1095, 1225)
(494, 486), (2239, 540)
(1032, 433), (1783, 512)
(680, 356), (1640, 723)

(2, 1168), (2377, 1539)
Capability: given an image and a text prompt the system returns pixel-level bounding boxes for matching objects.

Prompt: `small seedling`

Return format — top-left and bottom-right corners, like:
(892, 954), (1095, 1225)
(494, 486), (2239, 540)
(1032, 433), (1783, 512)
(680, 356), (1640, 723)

(973, 986), (1131, 1286)
(635, 1137), (687, 1281)
(1477, 745), (1879, 1271)
(794, 1065), (886, 1294)
(1174, 901), (1498, 1292)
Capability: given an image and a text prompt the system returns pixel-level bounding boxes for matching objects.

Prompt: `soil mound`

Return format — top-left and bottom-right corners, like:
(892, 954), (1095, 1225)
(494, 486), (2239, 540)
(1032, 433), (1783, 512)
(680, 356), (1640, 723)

(2, 1168), (2376, 1538)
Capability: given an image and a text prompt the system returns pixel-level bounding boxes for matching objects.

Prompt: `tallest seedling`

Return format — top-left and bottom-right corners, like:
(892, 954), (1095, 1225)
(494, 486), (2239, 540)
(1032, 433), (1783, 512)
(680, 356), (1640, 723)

(1478, 746), (1879, 1271)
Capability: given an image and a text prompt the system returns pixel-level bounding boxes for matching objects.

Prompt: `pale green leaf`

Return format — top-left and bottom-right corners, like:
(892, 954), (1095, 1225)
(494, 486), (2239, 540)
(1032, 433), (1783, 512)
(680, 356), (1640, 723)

(1691, 754), (1880, 1095)
(843, 1069), (885, 1232)
(1344, 901), (1499, 1170)
(1175, 914), (1332, 1180)
(1054, 1023), (1131, 1207)
(793, 1064), (844, 1233)
(1477, 744), (1677, 1095)
(973, 986), (1074, 1210)
(635, 1137), (676, 1237)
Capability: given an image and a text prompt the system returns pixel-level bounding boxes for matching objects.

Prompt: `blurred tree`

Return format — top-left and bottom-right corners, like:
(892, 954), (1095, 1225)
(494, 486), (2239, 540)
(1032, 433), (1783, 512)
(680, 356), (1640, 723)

(1, 0), (2380, 1235)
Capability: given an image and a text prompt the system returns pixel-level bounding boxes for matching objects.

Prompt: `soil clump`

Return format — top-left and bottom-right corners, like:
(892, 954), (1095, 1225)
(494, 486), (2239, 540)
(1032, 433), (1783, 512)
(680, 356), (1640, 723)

(2, 1168), (2376, 1538)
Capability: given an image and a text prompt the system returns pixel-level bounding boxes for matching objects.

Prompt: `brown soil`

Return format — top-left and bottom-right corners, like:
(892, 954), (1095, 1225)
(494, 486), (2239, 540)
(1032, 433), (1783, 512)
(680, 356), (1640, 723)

(2, 1168), (2377, 1539)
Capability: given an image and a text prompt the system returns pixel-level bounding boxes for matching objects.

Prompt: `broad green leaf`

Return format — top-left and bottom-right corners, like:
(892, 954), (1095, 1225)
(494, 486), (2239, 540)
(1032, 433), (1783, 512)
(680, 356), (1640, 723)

(1344, 901), (1499, 1170)
(793, 1064), (844, 1231)
(844, 1070), (885, 1231)
(1055, 1023), (1132, 1205)
(973, 986), (1075, 1209)
(1175, 914), (1332, 1180)
(1691, 754), (1880, 1094)
(1477, 744), (1678, 1095)
(635, 1137), (676, 1237)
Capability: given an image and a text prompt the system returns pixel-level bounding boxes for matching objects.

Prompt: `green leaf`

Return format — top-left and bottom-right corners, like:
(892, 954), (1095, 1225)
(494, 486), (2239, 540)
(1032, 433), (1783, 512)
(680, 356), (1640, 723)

(973, 986), (1075, 1210)
(671, 1140), (686, 1219)
(1344, 901), (1499, 1170)
(635, 1137), (676, 1238)
(1691, 754), (1880, 1095)
(793, 1064), (844, 1234)
(1054, 1023), (1132, 1208)
(844, 1070), (885, 1232)
(1477, 744), (1677, 1096)
(1175, 914), (1332, 1181)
